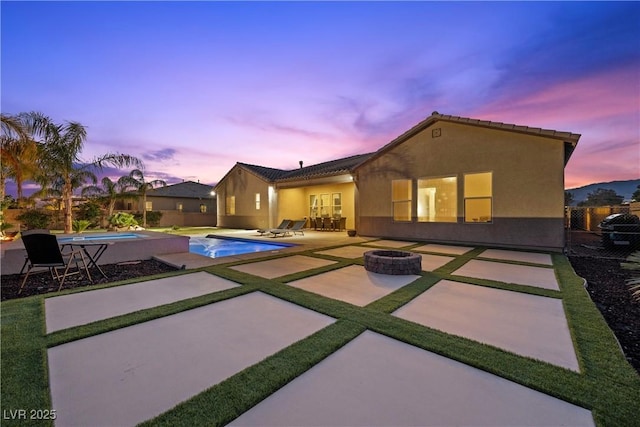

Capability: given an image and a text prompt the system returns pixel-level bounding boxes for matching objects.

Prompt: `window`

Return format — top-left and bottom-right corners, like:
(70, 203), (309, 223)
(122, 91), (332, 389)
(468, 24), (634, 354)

(320, 193), (330, 216)
(200, 204), (207, 213)
(464, 172), (492, 223)
(176, 203), (183, 212)
(332, 193), (342, 217)
(255, 193), (261, 210)
(417, 176), (457, 222)
(392, 179), (412, 221)
(225, 195), (236, 215)
(145, 201), (152, 212)
(309, 195), (318, 218)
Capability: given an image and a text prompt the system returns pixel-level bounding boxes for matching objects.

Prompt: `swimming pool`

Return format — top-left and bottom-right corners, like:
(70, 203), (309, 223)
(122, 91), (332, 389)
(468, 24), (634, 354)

(189, 236), (294, 258)
(57, 233), (144, 243)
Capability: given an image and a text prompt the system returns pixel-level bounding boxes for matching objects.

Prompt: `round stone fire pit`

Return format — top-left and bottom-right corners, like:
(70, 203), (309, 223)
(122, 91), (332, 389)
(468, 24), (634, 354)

(364, 250), (422, 275)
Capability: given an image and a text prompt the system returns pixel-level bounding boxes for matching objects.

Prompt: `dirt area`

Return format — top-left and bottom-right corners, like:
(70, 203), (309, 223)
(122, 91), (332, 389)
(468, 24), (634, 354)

(1, 259), (178, 301)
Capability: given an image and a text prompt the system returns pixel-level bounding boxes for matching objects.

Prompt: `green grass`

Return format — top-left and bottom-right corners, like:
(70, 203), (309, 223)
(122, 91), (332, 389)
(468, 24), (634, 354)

(2, 241), (639, 426)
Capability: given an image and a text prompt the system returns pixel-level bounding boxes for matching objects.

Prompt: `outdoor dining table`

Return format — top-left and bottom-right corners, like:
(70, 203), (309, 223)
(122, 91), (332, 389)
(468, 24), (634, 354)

(60, 241), (113, 280)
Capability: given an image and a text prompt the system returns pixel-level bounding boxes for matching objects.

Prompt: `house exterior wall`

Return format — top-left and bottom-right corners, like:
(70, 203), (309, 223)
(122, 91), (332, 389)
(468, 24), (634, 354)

(356, 121), (567, 251)
(216, 165), (271, 229)
(144, 196), (215, 214)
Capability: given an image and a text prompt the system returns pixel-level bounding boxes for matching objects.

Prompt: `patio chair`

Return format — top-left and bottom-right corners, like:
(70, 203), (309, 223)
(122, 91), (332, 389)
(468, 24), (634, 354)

(269, 220), (305, 238)
(289, 220), (306, 236)
(19, 233), (93, 294)
(18, 229), (51, 275)
(257, 219), (292, 236)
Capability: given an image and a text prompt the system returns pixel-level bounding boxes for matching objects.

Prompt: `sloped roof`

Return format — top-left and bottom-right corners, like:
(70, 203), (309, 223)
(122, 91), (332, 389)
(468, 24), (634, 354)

(237, 153), (374, 183)
(147, 180), (214, 198)
(359, 111), (581, 168)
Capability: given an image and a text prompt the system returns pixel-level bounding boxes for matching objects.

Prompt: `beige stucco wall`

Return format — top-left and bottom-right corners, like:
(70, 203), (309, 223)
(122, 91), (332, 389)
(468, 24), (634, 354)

(278, 182), (356, 229)
(216, 165), (271, 229)
(356, 122), (568, 250)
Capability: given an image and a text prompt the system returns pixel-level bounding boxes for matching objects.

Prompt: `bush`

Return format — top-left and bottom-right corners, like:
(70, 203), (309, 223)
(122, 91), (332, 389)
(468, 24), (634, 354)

(133, 211), (163, 227)
(72, 220), (91, 233)
(622, 251), (640, 302)
(108, 212), (138, 229)
(76, 201), (103, 227)
(16, 210), (51, 230)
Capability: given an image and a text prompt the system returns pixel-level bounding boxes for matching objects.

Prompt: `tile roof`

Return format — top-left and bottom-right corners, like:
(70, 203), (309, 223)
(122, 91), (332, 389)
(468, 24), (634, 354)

(228, 112), (580, 186)
(238, 153), (374, 183)
(147, 181), (215, 198)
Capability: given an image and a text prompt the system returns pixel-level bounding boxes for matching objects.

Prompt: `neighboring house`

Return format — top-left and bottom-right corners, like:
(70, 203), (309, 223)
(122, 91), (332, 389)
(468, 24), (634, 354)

(215, 112), (580, 251)
(123, 180), (217, 227)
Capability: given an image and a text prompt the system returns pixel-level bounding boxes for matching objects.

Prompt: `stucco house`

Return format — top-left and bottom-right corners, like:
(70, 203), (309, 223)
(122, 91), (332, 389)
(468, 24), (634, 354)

(215, 112), (580, 251)
(121, 180), (217, 227)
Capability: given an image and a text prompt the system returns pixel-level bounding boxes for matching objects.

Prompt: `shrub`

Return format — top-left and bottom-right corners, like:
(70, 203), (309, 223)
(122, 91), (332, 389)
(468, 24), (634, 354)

(622, 251), (640, 301)
(16, 210), (51, 230)
(133, 211), (163, 227)
(76, 201), (103, 227)
(108, 212), (138, 229)
(72, 220), (91, 233)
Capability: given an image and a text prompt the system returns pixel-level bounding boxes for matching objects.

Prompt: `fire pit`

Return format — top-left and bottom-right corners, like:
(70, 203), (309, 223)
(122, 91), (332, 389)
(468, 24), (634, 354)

(364, 250), (422, 275)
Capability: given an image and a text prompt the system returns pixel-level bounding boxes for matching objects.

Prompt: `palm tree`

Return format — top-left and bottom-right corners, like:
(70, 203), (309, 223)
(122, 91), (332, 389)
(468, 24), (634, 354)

(121, 169), (166, 228)
(1, 113), (40, 206)
(31, 115), (142, 233)
(81, 175), (133, 220)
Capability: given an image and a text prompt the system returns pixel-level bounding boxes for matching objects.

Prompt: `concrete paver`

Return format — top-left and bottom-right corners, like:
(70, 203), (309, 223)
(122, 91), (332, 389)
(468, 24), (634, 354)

(413, 243), (475, 255)
(394, 280), (579, 370)
(230, 331), (593, 426)
(288, 265), (420, 306)
(315, 245), (371, 259)
(420, 253), (455, 271)
(48, 292), (335, 427)
(453, 259), (560, 290)
(230, 255), (337, 279)
(45, 272), (240, 333)
(363, 239), (417, 248)
(479, 249), (553, 265)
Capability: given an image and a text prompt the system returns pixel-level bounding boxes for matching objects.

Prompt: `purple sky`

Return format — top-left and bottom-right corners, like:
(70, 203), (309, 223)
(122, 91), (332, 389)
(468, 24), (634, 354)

(2, 1), (638, 195)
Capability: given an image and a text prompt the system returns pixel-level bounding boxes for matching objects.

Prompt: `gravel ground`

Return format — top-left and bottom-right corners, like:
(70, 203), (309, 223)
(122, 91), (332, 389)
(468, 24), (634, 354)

(1, 259), (178, 301)
(2, 250), (638, 375)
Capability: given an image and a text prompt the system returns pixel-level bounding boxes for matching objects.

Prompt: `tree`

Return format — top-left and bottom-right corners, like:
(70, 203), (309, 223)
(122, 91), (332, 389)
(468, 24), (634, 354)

(31, 114), (142, 233)
(632, 185), (640, 202)
(578, 188), (624, 207)
(120, 169), (166, 227)
(82, 175), (134, 220)
(564, 191), (575, 206)
(1, 113), (40, 206)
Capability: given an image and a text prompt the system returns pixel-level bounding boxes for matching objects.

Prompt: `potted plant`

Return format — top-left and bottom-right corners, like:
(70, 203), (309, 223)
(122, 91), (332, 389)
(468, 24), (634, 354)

(347, 229), (357, 237)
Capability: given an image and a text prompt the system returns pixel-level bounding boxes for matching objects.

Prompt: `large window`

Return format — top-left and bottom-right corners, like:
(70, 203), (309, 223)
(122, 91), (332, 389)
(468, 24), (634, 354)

(332, 193), (342, 217)
(320, 193), (330, 216)
(417, 176), (457, 222)
(464, 172), (492, 223)
(392, 179), (412, 221)
(309, 195), (318, 218)
(225, 195), (236, 215)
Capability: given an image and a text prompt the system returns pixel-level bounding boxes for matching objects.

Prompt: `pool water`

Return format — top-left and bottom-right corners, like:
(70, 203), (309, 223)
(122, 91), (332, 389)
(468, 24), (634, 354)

(58, 233), (143, 242)
(189, 236), (294, 258)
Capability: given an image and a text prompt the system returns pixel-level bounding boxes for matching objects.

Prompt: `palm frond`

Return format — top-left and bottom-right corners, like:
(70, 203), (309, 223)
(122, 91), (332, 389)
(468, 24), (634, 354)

(622, 251), (640, 301)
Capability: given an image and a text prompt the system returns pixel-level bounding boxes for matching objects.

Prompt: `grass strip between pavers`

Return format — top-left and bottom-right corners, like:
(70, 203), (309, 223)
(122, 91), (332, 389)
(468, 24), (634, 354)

(139, 320), (366, 427)
(2, 245), (640, 426)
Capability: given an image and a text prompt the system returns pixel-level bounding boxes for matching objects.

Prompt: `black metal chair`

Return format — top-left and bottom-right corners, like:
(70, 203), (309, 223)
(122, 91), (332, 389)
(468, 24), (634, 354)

(19, 233), (93, 294)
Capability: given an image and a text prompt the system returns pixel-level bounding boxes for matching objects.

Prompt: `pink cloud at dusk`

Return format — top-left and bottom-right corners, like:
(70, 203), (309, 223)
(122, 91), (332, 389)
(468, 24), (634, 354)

(2, 1), (638, 196)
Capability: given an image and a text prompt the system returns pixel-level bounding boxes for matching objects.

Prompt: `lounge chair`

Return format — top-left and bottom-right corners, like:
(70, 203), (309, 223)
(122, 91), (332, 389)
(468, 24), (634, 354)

(258, 219), (291, 236)
(19, 233), (93, 294)
(270, 220), (306, 237)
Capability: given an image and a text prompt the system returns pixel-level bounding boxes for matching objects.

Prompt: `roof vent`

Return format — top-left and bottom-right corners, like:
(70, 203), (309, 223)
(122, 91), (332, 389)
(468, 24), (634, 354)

(299, 160), (303, 169)
(432, 111), (440, 116)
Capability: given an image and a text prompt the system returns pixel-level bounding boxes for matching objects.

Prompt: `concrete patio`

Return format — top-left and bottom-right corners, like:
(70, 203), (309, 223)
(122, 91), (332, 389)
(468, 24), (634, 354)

(38, 233), (597, 426)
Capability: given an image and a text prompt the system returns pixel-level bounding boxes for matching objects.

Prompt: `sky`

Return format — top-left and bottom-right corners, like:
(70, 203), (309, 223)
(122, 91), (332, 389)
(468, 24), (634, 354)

(2, 1), (639, 196)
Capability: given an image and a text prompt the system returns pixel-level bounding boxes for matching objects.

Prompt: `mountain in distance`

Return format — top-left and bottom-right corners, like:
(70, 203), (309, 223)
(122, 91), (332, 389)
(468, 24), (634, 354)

(566, 178), (640, 205)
